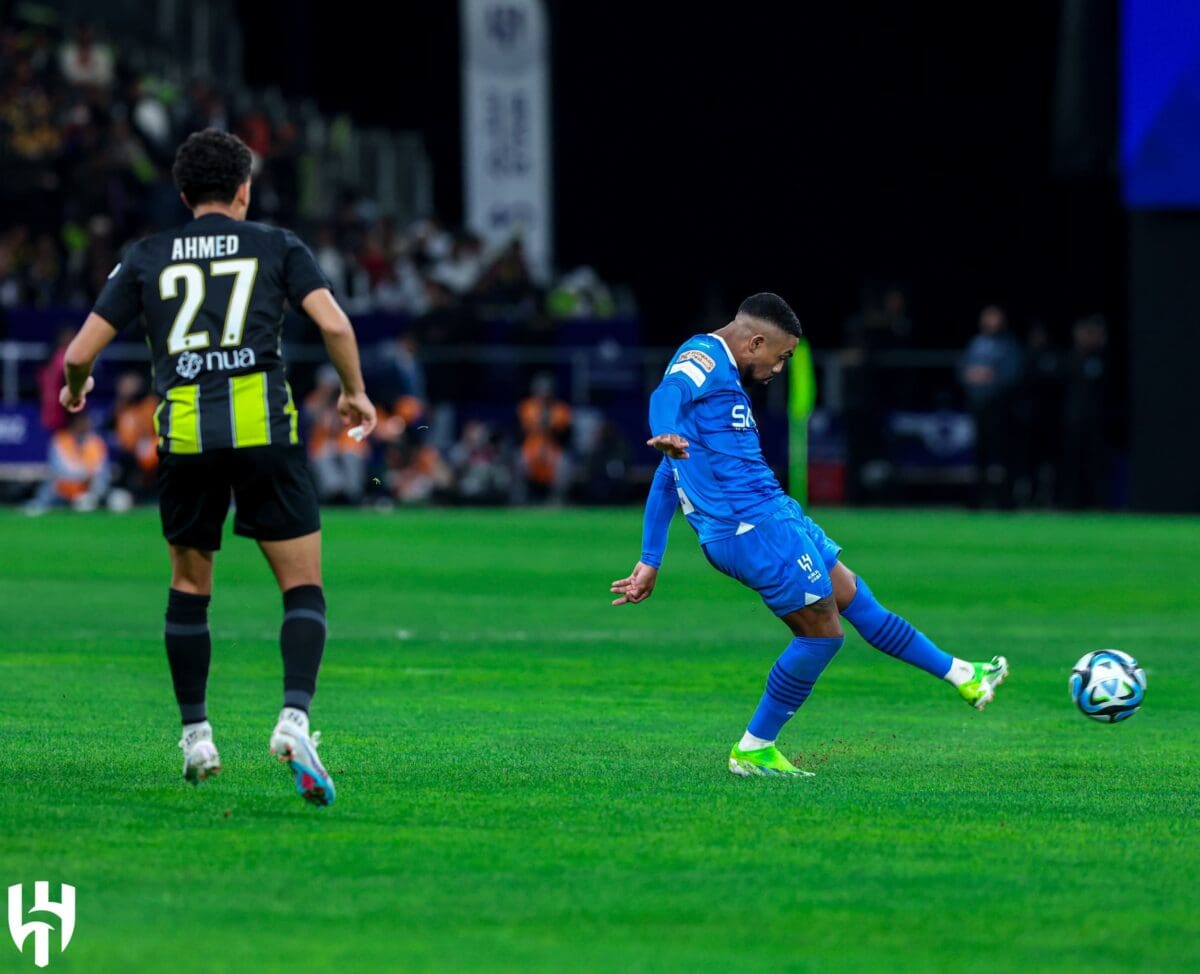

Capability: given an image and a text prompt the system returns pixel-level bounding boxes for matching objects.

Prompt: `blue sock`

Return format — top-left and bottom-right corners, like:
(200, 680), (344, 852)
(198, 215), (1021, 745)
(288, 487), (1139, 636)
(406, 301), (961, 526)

(746, 636), (843, 741)
(842, 577), (953, 679)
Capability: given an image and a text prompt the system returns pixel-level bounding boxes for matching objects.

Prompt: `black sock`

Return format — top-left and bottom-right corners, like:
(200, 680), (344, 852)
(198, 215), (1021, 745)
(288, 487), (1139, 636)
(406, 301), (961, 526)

(281, 585), (326, 712)
(165, 589), (211, 725)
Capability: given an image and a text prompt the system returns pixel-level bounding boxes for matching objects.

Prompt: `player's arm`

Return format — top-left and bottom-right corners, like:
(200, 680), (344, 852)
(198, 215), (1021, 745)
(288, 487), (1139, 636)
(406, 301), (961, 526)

(60, 313), (119, 412)
(646, 378), (691, 459)
(611, 458), (676, 606)
(300, 288), (377, 437)
(63, 247), (143, 412)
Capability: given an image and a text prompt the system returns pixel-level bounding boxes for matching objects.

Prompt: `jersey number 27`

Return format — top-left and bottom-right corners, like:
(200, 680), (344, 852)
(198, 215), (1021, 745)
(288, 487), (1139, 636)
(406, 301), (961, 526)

(161, 259), (259, 353)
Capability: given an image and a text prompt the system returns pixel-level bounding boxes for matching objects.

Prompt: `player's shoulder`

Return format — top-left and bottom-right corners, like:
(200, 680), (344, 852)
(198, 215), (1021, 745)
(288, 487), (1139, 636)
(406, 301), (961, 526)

(233, 219), (298, 249)
(672, 334), (730, 370)
(105, 232), (162, 278)
(665, 334), (735, 389)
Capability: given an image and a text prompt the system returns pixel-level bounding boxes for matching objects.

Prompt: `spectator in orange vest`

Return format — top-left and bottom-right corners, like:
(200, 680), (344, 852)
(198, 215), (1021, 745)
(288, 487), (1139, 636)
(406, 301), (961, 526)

(517, 373), (572, 502)
(111, 371), (160, 495)
(25, 410), (111, 513)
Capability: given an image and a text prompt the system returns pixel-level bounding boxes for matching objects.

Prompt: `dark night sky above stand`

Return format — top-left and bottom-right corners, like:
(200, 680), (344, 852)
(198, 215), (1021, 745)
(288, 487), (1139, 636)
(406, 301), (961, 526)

(239, 2), (1122, 348)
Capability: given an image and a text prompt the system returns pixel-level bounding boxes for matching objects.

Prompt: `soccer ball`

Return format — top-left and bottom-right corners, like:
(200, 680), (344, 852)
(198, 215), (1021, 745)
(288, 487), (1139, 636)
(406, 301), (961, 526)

(1069, 650), (1146, 723)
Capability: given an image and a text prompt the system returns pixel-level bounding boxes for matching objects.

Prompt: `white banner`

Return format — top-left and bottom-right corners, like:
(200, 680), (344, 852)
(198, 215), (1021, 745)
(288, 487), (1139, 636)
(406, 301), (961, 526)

(460, 0), (553, 282)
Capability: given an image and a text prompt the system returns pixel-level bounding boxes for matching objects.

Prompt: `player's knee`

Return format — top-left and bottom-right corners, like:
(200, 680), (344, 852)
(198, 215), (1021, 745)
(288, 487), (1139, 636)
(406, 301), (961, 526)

(169, 547), (214, 594)
(831, 562), (860, 612)
(782, 596), (843, 638)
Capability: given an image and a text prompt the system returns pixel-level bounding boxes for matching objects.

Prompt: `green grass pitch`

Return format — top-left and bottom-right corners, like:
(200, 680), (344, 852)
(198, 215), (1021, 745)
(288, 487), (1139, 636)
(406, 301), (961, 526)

(1, 507), (1198, 973)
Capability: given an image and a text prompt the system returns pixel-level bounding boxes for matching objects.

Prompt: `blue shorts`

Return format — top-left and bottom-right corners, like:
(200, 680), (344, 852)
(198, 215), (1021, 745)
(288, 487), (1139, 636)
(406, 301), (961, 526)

(701, 501), (842, 616)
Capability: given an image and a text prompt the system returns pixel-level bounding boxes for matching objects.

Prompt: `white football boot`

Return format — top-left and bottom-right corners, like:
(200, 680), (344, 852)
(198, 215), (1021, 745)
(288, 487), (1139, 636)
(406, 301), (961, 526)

(179, 721), (222, 784)
(269, 707), (336, 807)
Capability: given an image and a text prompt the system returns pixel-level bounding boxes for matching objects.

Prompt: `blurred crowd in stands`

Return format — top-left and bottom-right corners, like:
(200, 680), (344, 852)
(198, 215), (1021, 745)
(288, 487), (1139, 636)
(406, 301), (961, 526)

(0, 21), (623, 321)
(24, 288), (1117, 514)
(27, 327), (624, 513)
(2, 20), (1119, 512)
(840, 284), (1119, 511)
(3, 17), (634, 512)
(958, 305), (1114, 510)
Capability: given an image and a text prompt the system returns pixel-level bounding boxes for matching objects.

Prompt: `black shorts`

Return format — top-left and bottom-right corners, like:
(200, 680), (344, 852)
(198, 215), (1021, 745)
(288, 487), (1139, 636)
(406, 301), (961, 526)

(158, 444), (321, 551)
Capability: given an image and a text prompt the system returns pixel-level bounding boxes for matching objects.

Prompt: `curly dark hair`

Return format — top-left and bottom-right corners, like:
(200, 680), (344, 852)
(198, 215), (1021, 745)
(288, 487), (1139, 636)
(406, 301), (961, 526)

(738, 292), (802, 337)
(172, 129), (253, 208)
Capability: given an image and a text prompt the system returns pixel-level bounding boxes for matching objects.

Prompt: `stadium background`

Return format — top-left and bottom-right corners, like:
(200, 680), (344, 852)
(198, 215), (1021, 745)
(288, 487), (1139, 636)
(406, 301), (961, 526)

(2, 3), (1199, 973)
(5, 0), (1197, 513)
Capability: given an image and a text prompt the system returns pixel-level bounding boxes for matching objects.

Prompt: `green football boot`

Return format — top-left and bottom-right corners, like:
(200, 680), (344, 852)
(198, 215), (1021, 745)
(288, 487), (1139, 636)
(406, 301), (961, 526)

(728, 744), (815, 778)
(958, 655), (1009, 711)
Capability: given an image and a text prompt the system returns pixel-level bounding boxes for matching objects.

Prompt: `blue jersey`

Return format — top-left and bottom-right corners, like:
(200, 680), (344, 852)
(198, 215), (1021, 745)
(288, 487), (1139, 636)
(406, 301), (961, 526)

(650, 333), (789, 543)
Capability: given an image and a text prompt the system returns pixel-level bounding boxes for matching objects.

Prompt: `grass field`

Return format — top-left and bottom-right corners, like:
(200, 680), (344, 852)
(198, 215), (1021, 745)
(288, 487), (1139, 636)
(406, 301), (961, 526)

(1, 507), (1198, 973)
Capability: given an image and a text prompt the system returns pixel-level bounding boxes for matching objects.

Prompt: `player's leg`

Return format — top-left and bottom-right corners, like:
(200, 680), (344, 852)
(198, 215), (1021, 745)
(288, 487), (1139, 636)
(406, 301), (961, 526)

(258, 530), (327, 719)
(166, 544), (223, 782)
(832, 561), (1007, 710)
(231, 442), (334, 806)
(258, 531), (335, 806)
(707, 518), (845, 777)
(157, 451), (230, 784)
(729, 595), (845, 776)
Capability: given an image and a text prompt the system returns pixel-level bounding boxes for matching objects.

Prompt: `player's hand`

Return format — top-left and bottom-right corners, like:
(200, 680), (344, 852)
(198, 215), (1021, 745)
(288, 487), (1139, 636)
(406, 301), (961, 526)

(59, 376), (94, 413)
(647, 433), (689, 459)
(338, 390), (377, 438)
(611, 562), (659, 606)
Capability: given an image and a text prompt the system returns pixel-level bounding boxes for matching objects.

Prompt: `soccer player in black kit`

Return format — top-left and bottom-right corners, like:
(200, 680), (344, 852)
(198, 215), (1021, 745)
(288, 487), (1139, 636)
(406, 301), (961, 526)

(58, 130), (377, 806)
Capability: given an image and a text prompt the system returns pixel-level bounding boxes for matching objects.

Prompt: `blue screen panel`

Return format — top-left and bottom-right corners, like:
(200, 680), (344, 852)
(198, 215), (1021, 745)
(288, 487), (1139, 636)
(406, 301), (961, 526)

(1121, 0), (1200, 208)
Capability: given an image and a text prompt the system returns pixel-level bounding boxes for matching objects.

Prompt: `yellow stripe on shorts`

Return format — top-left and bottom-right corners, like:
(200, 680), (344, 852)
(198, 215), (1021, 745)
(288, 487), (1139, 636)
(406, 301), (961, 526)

(165, 384), (201, 454)
(230, 372), (271, 448)
(284, 381), (299, 444)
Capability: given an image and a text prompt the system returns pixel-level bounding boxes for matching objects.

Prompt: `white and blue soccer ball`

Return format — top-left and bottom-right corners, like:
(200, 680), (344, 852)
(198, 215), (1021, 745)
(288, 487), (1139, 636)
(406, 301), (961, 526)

(1069, 650), (1146, 723)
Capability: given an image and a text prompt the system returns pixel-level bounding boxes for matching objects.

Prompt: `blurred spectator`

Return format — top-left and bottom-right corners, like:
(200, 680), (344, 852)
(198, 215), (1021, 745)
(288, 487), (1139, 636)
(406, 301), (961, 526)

(385, 438), (452, 505)
(1016, 321), (1064, 507)
(546, 266), (616, 319)
(266, 121), (300, 224)
(448, 420), (512, 504)
(2, 55), (61, 161)
(129, 79), (174, 161)
(475, 238), (538, 312)
(0, 231), (25, 307)
(373, 331), (427, 406)
(1060, 314), (1110, 509)
(575, 418), (631, 503)
(840, 284), (913, 501)
(959, 305), (1023, 508)
(38, 328), (74, 434)
(304, 365), (368, 504)
(357, 223), (391, 288)
(517, 373), (572, 502)
(26, 232), (62, 306)
(313, 225), (348, 296)
(25, 411), (112, 513)
(182, 81), (228, 134)
(110, 371), (159, 497)
(59, 25), (114, 90)
(432, 232), (485, 297)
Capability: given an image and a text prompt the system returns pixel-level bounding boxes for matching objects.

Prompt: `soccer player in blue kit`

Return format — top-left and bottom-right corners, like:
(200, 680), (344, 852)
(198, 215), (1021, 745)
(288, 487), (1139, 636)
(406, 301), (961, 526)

(610, 293), (1008, 777)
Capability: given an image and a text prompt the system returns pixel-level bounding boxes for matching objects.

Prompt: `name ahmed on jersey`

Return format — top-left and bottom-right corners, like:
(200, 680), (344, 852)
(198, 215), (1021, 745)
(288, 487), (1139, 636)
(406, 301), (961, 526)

(170, 234), (241, 260)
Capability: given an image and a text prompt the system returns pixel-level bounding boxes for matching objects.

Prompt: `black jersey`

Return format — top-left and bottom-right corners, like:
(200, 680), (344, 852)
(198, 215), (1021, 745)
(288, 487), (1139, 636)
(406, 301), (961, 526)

(92, 213), (330, 454)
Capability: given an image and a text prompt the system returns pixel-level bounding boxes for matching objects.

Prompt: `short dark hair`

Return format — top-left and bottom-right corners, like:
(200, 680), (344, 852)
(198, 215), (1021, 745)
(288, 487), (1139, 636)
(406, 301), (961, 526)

(172, 129), (253, 208)
(738, 292), (802, 337)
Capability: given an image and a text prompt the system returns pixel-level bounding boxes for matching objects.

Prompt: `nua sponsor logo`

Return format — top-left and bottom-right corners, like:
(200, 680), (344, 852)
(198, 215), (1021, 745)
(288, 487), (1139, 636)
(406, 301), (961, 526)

(176, 347), (257, 379)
